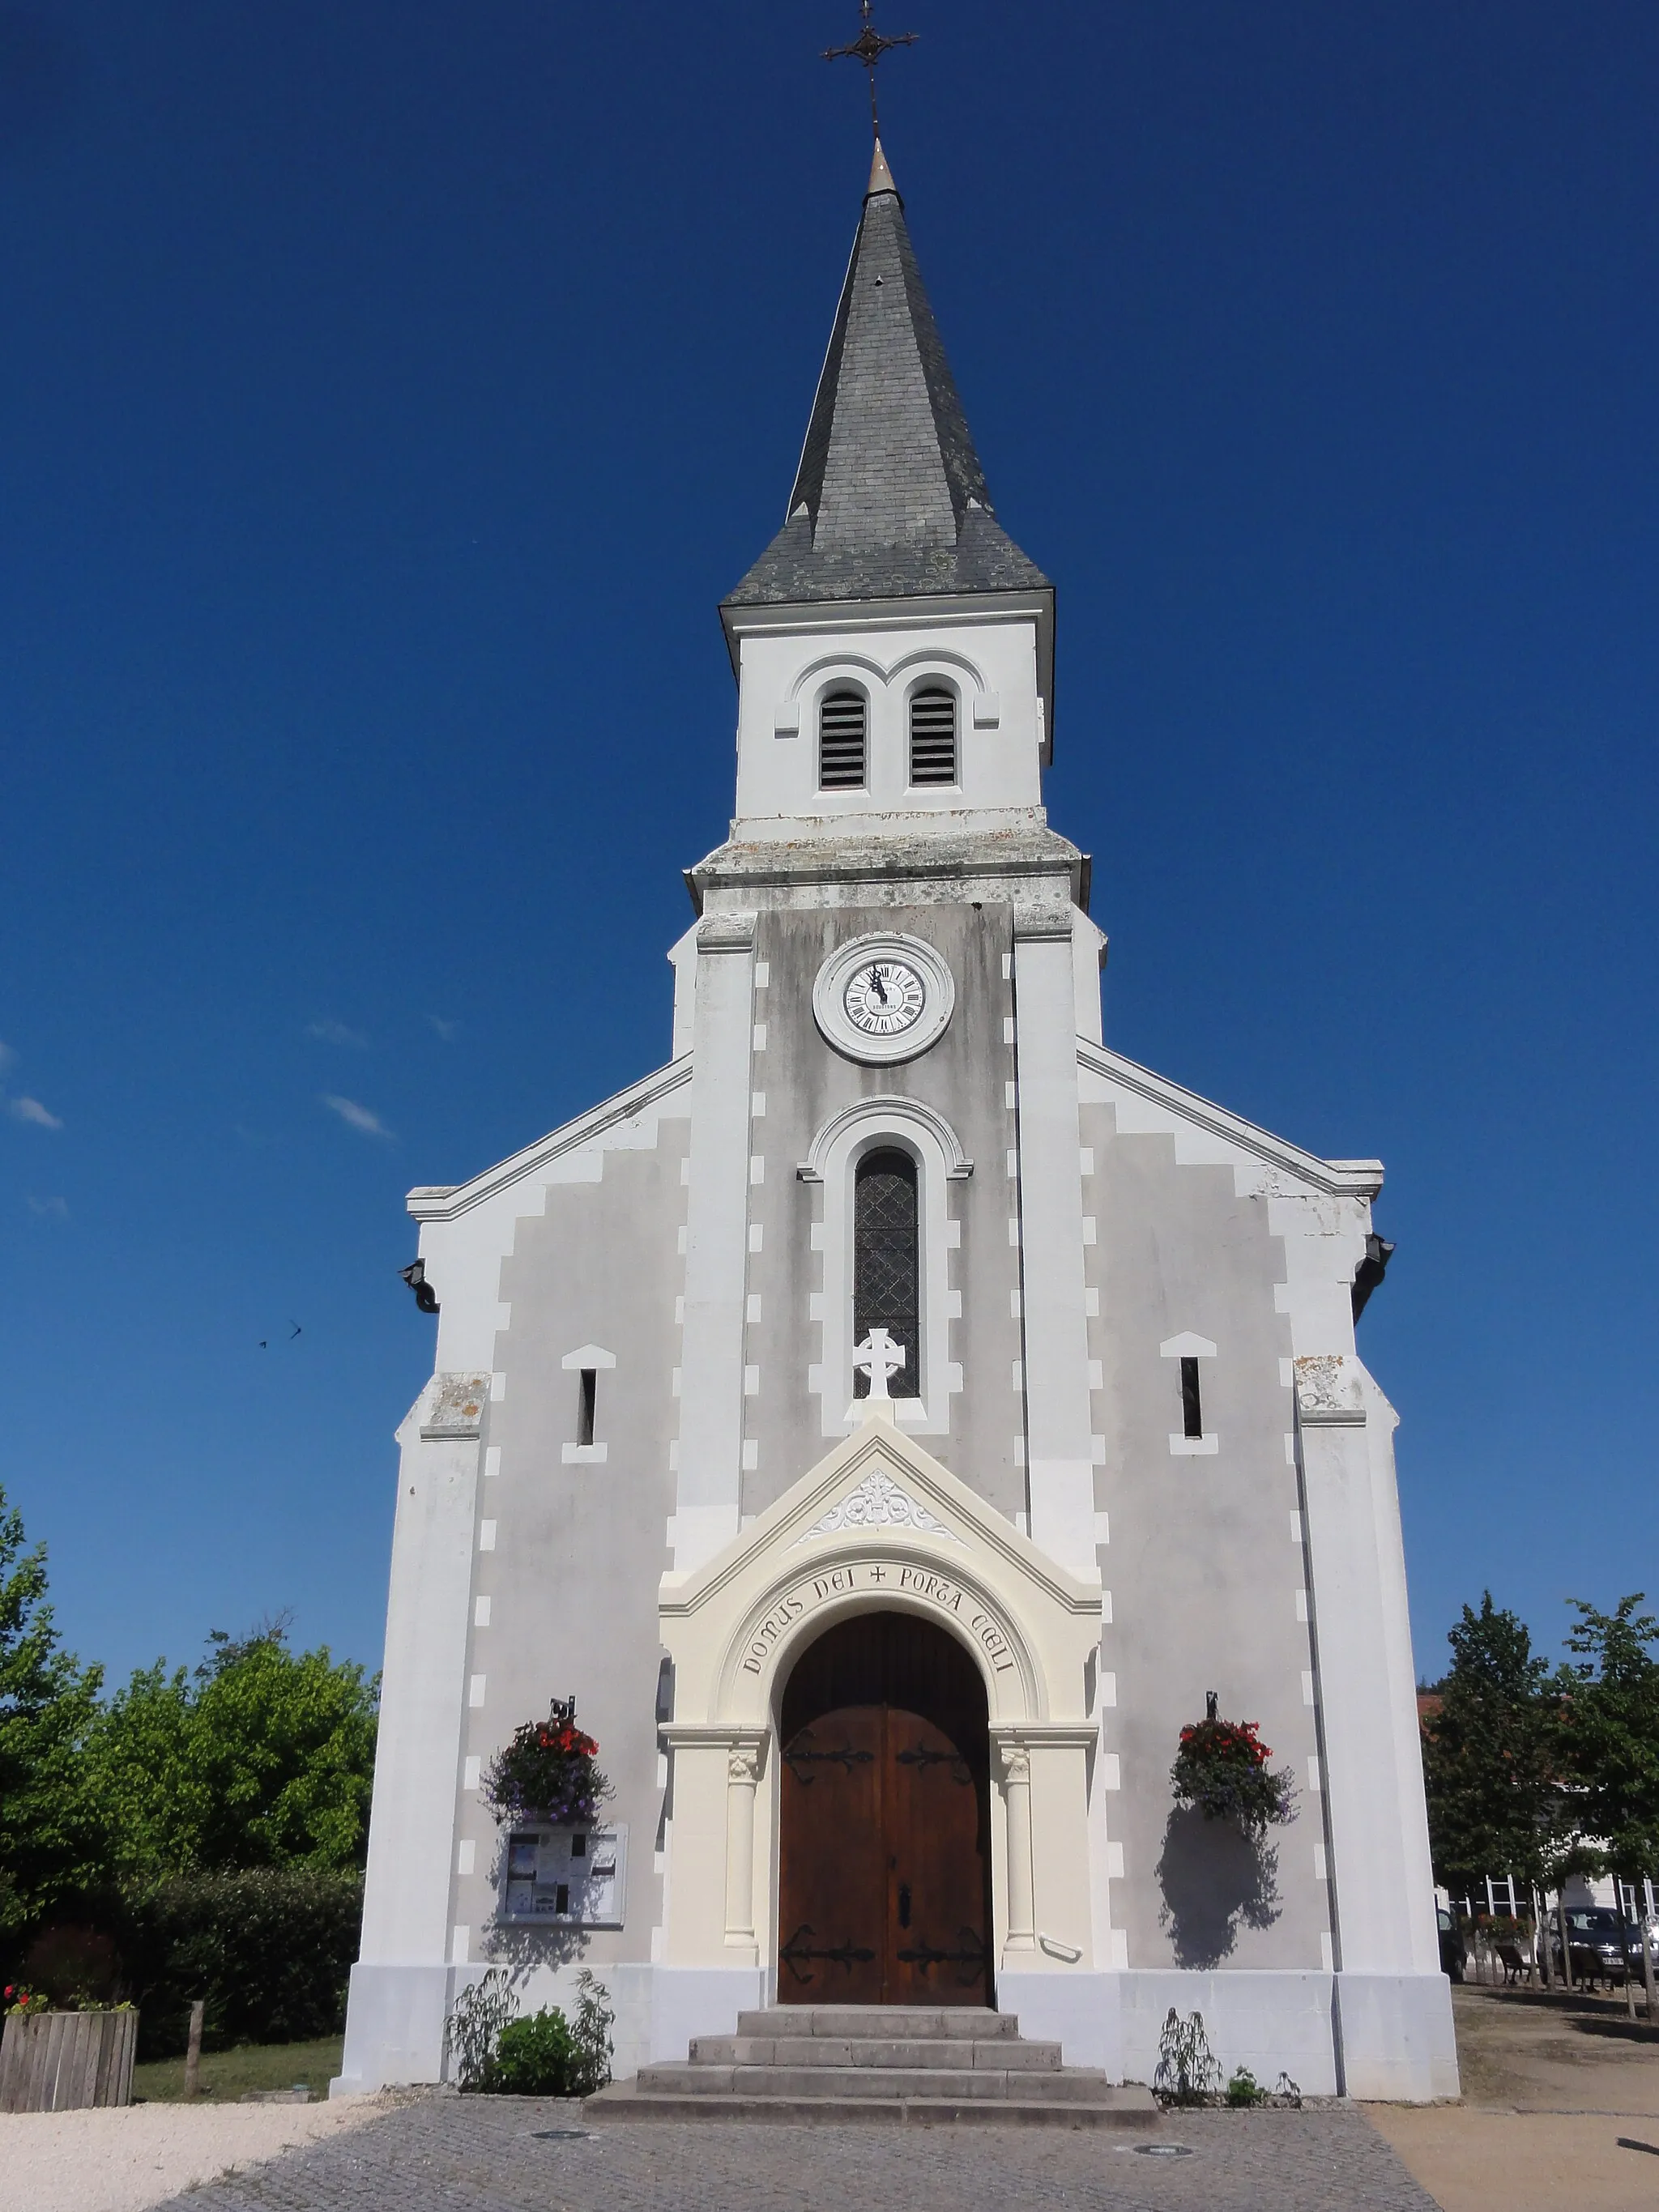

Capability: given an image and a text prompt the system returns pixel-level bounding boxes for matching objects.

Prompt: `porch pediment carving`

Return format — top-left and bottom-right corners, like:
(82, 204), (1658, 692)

(655, 1404), (1108, 1981)
(659, 1404), (1102, 1732)
(791, 1467), (962, 1546)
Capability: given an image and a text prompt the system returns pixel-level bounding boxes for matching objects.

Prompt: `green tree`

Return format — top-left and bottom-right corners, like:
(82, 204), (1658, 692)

(92, 1616), (377, 1877)
(1553, 1595), (1659, 1891)
(0, 1484), (104, 1947)
(1422, 1592), (1557, 1893)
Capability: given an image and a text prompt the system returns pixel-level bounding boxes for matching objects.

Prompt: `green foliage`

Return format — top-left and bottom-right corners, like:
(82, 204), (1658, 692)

(1422, 1593), (1558, 1891)
(0, 1492), (377, 2046)
(116, 1866), (364, 2058)
(0, 1484), (104, 1951)
(569, 1968), (614, 2094)
(1552, 1595), (1659, 1887)
(491, 2007), (579, 2094)
(88, 1616), (378, 1877)
(1225, 2065), (1265, 2107)
(446, 1969), (514, 2091)
(1153, 2006), (1221, 2104)
(446, 1968), (613, 2096)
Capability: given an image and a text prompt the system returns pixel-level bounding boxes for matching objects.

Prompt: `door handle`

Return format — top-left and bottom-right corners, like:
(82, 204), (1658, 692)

(898, 1882), (912, 1929)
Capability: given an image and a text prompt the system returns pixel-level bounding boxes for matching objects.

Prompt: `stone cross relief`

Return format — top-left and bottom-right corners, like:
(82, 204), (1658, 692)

(851, 1325), (906, 1400)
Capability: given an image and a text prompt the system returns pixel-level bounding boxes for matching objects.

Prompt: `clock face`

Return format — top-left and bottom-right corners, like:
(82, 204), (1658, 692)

(842, 958), (926, 1038)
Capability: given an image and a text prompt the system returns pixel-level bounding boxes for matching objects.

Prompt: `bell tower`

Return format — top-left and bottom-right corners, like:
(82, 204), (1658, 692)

(719, 143), (1057, 845)
(670, 143), (1104, 1585)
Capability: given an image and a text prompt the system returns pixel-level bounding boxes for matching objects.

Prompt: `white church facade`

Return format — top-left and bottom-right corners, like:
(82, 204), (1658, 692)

(335, 146), (1457, 2103)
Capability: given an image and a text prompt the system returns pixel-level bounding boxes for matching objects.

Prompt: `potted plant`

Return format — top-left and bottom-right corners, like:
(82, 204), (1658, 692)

(482, 1695), (610, 1824)
(1171, 1698), (1294, 1839)
(1, 1986), (139, 2113)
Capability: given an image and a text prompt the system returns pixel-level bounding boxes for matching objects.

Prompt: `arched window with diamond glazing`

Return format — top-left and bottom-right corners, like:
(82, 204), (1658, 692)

(852, 1148), (919, 1399)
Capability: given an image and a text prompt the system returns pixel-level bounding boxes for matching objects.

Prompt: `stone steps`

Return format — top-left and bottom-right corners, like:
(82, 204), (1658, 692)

(583, 2004), (1158, 2130)
(736, 2006), (1020, 2039)
(689, 2035), (1064, 2069)
(638, 2064), (1120, 2101)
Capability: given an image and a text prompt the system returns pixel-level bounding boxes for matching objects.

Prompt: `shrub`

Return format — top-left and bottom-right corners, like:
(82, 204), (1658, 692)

(569, 1969), (614, 2094)
(446, 1969), (514, 2091)
(446, 1967), (614, 2096)
(1153, 2006), (1221, 2105)
(1225, 2065), (1265, 2107)
(117, 1867), (363, 2058)
(19, 1924), (121, 2006)
(492, 2008), (579, 2094)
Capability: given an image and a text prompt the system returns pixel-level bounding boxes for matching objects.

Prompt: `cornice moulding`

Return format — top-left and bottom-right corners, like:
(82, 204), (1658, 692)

(1077, 1042), (1384, 1201)
(407, 1057), (693, 1223)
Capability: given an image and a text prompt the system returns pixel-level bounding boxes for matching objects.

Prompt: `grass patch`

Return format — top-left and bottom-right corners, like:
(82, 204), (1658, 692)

(132, 2034), (344, 2103)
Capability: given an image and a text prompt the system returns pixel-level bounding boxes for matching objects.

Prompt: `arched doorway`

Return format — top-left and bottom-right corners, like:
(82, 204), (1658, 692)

(776, 1611), (992, 2005)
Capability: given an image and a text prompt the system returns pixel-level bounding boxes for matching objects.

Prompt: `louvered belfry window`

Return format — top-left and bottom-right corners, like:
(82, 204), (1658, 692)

(818, 688), (868, 789)
(853, 1149), (919, 1400)
(908, 686), (957, 786)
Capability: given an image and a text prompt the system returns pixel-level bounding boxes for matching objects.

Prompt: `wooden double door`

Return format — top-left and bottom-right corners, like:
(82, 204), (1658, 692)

(776, 1612), (992, 2006)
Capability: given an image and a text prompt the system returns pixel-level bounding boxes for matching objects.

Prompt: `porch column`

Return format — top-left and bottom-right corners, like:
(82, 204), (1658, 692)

(997, 1740), (1037, 1954)
(724, 1735), (767, 1948)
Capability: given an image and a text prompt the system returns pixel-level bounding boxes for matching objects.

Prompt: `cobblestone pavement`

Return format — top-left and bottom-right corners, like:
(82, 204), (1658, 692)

(152, 2093), (1442, 2212)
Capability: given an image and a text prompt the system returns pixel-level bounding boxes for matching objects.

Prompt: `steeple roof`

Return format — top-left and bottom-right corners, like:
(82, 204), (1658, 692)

(723, 146), (1049, 609)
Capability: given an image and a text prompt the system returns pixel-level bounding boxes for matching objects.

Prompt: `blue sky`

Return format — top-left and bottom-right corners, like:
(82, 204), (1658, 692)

(2, 2), (1655, 1692)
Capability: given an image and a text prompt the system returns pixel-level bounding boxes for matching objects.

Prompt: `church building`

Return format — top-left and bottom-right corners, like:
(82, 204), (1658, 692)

(335, 143), (1456, 2104)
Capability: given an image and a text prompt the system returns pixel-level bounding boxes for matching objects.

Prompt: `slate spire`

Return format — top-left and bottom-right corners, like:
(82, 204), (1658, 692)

(724, 147), (1048, 607)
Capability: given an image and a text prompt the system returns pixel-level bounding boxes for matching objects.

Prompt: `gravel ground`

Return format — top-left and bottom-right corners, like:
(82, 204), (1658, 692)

(1362, 1980), (1659, 2212)
(136, 2094), (1439, 2212)
(1367, 2105), (1659, 2212)
(0, 2094), (395, 2212)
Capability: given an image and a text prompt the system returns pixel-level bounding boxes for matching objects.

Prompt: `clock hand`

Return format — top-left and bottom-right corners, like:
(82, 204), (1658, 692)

(868, 965), (888, 1005)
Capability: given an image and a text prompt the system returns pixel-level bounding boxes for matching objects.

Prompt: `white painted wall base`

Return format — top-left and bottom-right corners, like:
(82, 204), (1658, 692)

(333, 1962), (458, 2095)
(648, 1965), (768, 2063)
(1115, 1969), (1341, 2096)
(996, 1971), (1122, 2078)
(500, 1963), (658, 2086)
(331, 1957), (1452, 2103)
(334, 1959), (667, 2095)
(1335, 1973), (1459, 2101)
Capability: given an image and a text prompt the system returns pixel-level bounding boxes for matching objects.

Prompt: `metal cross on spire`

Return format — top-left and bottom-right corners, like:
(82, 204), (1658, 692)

(823, 1), (918, 143)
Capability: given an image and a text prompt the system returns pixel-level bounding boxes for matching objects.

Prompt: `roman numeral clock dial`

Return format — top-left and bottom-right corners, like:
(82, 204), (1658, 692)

(843, 959), (925, 1038)
(812, 934), (955, 1065)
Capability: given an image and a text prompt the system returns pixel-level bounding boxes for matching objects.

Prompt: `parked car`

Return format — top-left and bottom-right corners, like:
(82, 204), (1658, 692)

(1436, 1906), (1465, 1981)
(1548, 1907), (1649, 1984)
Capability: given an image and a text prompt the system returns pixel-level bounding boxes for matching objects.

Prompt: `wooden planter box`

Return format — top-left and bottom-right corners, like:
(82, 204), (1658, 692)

(0, 2008), (139, 2112)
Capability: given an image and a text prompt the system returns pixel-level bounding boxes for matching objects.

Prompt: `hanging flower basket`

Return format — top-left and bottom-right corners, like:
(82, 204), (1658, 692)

(482, 1696), (610, 1826)
(1171, 1716), (1294, 1839)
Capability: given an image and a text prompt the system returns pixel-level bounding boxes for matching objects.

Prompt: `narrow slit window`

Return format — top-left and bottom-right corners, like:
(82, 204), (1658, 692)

(818, 688), (867, 789)
(578, 1368), (597, 1447)
(1179, 1357), (1203, 1440)
(908, 686), (957, 786)
(852, 1148), (919, 1400)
